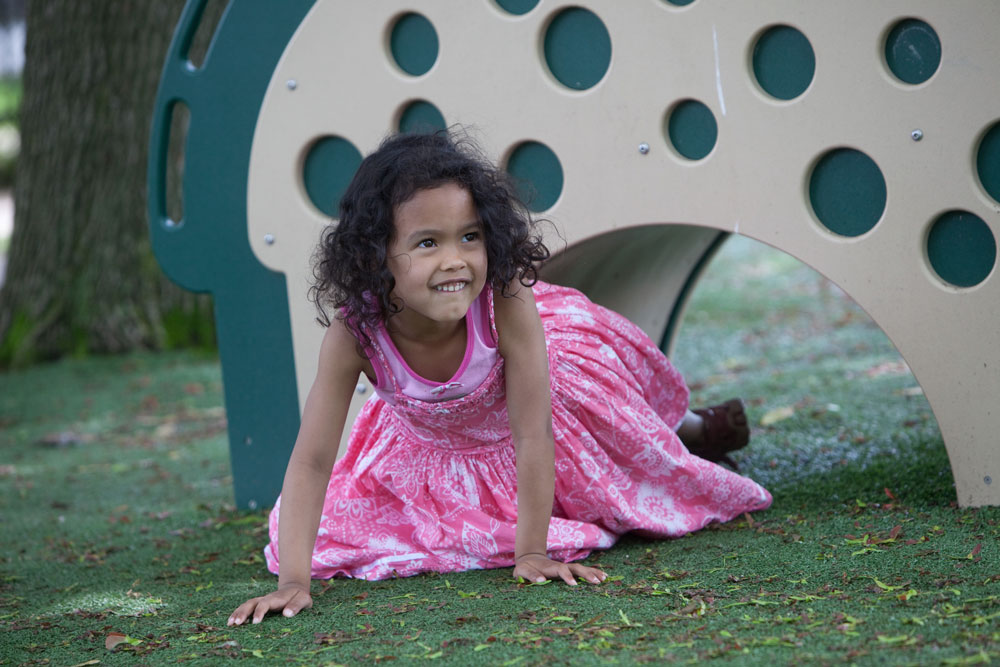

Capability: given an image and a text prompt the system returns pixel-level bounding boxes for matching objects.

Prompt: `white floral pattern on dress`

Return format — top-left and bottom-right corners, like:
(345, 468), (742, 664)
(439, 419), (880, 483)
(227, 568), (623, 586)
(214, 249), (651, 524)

(264, 282), (771, 580)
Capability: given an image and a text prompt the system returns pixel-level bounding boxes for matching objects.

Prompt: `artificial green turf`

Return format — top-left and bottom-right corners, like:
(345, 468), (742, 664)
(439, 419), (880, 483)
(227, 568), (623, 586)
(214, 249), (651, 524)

(1, 237), (997, 665)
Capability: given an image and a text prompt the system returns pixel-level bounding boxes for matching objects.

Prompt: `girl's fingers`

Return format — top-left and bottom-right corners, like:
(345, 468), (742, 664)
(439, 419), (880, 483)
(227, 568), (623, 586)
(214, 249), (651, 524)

(283, 591), (313, 617)
(228, 599), (258, 626)
(569, 563), (606, 584)
(228, 589), (312, 626)
(513, 562), (546, 584)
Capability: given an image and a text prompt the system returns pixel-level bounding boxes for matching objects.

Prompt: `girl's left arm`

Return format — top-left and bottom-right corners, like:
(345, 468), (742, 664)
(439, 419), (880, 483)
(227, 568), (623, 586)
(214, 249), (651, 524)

(495, 282), (606, 586)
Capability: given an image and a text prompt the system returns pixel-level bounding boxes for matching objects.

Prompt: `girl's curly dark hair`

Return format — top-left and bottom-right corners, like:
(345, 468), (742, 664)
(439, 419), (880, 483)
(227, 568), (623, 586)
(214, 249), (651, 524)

(310, 129), (550, 344)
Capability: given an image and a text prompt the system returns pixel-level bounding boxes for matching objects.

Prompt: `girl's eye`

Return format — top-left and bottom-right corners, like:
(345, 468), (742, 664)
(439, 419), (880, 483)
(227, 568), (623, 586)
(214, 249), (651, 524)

(462, 231), (481, 243)
(417, 239), (436, 249)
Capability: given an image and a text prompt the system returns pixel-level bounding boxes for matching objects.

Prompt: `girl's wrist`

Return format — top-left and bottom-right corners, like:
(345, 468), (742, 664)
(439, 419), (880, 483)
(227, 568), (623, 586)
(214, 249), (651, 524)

(514, 551), (548, 561)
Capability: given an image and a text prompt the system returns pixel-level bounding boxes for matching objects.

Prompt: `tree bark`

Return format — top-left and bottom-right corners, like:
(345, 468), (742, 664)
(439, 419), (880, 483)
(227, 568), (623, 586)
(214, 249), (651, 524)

(0, 0), (217, 365)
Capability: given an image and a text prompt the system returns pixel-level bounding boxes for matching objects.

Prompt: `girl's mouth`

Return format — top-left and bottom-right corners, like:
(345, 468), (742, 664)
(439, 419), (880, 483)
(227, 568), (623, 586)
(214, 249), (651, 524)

(434, 281), (468, 293)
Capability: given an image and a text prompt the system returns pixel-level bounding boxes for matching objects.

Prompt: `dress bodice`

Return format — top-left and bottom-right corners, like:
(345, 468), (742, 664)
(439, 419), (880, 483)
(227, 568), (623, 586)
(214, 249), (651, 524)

(368, 287), (499, 406)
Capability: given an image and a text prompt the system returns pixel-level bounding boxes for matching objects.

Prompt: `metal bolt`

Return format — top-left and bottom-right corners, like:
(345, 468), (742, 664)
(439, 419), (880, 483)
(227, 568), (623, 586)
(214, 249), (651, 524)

(286, 79), (297, 90)
(638, 143), (650, 155)
(911, 129), (923, 141)
(248, 499), (258, 510)
(986, 475), (993, 485)
(356, 382), (368, 395)
(244, 436), (252, 446)
(264, 234), (275, 245)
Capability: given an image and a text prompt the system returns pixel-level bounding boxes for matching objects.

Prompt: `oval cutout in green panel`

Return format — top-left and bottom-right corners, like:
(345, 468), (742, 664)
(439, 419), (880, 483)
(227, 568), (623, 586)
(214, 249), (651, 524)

(398, 100), (446, 134)
(809, 148), (886, 237)
(927, 210), (996, 288)
(506, 141), (563, 212)
(543, 7), (611, 91)
(390, 12), (438, 76)
(752, 25), (815, 100)
(977, 121), (1000, 204)
(303, 136), (363, 217)
(885, 18), (940, 85)
(495, 0), (539, 15)
(663, 0), (696, 6)
(666, 99), (717, 161)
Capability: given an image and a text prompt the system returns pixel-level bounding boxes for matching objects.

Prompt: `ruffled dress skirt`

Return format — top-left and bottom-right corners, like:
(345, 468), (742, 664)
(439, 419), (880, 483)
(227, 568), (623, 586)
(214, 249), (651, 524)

(264, 282), (771, 579)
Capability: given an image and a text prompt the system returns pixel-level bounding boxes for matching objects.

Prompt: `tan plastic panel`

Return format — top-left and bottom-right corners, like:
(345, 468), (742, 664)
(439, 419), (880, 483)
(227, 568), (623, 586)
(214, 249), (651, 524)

(247, 1), (1000, 506)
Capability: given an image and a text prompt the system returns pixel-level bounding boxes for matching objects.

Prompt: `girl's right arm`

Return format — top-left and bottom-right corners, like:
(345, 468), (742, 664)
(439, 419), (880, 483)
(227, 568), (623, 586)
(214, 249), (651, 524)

(228, 319), (367, 625)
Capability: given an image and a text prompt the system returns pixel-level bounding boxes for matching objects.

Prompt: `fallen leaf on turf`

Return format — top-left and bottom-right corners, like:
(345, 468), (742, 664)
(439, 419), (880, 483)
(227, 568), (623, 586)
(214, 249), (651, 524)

(760, 406), (795, 426)
(871, 577), (902, 592)
(69, 661), (101, 667)
(105, 632), (140, 650)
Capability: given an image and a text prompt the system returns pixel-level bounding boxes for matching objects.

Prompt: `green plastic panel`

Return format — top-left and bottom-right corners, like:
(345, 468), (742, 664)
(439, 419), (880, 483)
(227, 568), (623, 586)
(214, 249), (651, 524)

(303, 136), (363, 217)
(543, 7), (612, 91)
(667, 99), (717, 161)
(398, 100), (447, 134)
(809, 148), (886, 237)
(927, 210), (996, 288)
(149, 0), (316, 509)
(506, 141), (564, 212)
(977, 121), (1000, 205)
(752, 25), (815, 100)
(390, 12), (438, 76)
(495, 0), (539, 16)
(885, 18), (941, 85)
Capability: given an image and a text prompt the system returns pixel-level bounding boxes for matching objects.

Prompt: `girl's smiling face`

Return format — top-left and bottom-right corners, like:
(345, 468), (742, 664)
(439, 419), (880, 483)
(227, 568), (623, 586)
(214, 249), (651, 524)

(386, 183), (487, 333)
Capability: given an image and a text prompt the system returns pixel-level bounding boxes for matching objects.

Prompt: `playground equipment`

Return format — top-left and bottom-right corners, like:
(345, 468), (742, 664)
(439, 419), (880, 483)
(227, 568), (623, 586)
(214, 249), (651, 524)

(150, 0), (1000, 508)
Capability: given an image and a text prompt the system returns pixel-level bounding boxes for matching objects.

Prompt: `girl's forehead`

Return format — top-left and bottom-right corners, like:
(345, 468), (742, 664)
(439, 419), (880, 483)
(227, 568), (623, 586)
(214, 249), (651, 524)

(394, 183), (477, 227)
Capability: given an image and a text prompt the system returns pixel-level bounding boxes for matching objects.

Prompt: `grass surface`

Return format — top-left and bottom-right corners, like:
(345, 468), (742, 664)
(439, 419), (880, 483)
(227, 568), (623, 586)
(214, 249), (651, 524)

(1, 237), (998, 665)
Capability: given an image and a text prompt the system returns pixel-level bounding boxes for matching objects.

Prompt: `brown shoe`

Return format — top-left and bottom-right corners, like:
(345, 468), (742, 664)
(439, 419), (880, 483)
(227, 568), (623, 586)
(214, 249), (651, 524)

(690, 398), (750, 469)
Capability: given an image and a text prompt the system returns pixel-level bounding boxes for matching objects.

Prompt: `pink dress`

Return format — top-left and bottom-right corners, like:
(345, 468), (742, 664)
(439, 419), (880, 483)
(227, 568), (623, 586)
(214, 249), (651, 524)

(264, 282), (771, 580)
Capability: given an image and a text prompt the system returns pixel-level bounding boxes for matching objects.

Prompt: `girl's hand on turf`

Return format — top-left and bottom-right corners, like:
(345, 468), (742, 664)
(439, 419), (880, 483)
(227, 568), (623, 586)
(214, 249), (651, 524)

(513, 553), (606, 586)
(228, 584), (312, 626)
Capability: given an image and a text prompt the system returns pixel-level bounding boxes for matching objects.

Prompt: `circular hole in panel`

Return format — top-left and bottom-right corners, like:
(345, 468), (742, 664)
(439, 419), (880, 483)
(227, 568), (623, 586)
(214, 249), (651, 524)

(495, 0), (539, 15)
(809, 148), (887, 237)
(398, 100), (447, 134)
(543, 7), (612, 91)
(505, 140), (564, 212)
(665, 99), (718, 161)
(884, 18), (941, 85)
(752, 25), (815, 100)
(390, 12), (439, 76)
(302, 136), (363, 217)
(662, 0), (696, 5)
(976, 121), (1000, 204)
(927, 210), (996, 288)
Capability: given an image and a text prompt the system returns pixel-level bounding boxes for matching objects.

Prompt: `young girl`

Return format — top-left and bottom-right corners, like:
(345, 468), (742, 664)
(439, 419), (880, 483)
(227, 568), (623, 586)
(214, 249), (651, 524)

(228, 131), (771, 626)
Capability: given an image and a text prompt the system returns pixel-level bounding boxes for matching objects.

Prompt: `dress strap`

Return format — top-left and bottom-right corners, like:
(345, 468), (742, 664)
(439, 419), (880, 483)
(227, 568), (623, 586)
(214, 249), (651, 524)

(340, 312), (399, 401)
(485, 285), (499, 346)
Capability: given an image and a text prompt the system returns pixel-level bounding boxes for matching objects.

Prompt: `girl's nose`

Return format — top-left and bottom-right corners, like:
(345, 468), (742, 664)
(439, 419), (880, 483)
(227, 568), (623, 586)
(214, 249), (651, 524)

(440, 247), (467, 270)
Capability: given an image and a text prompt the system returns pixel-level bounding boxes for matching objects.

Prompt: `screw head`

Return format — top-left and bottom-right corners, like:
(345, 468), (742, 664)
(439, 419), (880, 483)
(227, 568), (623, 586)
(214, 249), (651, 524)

(286, 79), (297, 90)
(911, 129), (923, 141)
(248, 499), (258, 510)
(244, 436), (252, 446)
(986, 475), (993, 485)
(638, 143), (650, 155)
(264, 234), (275, 245)
(356, 382), (368, 395)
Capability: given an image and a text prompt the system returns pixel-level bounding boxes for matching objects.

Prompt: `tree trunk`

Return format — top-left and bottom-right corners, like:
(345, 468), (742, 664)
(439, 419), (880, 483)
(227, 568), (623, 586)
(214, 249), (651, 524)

(0, 0), (217, 366)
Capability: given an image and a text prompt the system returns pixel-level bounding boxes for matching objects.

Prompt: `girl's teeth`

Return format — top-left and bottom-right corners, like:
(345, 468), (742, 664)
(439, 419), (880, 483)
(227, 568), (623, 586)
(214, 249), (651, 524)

(436, 283), (465, 292)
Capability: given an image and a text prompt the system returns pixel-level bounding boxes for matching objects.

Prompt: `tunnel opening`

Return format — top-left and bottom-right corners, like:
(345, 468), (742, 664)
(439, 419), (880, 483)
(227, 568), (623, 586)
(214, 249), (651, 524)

(542, 227), (952, 508)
